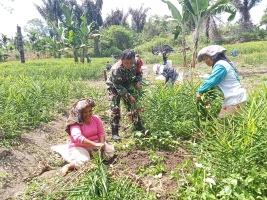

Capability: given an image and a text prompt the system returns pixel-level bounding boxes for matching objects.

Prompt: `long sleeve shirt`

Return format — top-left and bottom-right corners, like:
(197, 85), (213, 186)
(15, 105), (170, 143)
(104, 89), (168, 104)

(69, 115), (105, 149)
(106, 59), (142, 97)
(198, 60), (247, 106)
(198, 64), (227, 94)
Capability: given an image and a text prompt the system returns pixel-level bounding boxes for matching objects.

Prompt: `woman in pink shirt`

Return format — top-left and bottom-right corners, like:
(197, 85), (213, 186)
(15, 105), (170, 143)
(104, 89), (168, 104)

(61, 98), (115, 176)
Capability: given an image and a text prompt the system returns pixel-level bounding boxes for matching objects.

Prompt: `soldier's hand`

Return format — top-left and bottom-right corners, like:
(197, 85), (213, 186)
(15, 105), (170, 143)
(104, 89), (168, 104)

(136, 82), (141, 89)
(129, 95), (136, 103)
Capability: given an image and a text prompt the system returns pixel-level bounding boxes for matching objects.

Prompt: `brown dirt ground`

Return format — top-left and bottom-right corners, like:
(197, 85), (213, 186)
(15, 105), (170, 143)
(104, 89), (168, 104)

(0, 63), (266, 199)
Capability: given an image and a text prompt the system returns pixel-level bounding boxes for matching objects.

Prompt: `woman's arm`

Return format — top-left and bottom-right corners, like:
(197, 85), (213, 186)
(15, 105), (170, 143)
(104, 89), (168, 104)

(82, 138), (97, 146)
(99, 135), (105, 144)
(198, 64), (227, 94)
(70, 124), (103, 148)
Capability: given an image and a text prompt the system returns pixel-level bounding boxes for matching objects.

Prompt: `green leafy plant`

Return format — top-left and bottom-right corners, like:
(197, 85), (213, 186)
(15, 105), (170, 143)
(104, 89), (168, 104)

(138, 151), (167, 178)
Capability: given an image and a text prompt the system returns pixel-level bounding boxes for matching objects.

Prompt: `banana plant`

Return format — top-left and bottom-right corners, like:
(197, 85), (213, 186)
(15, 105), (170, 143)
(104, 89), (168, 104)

(79, 14), (99, 63)
(180, 0), (236, 68)
(161, 0), (191, 68)
(57, 4), (100, 63)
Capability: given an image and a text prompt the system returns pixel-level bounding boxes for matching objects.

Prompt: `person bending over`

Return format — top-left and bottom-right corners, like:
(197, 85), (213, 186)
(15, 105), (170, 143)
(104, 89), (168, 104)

(196, 45), (247, 118)
(106, 49), (146, 141)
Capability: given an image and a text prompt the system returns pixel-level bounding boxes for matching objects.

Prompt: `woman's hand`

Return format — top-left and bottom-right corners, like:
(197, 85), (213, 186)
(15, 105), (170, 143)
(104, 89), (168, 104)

(135, 81), (141, 89)
(196, 93), (202, 101)
(94, 142), (104, 150)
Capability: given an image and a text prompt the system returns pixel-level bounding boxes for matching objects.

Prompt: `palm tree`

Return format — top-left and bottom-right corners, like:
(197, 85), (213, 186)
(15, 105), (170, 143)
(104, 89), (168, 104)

(34, 0), (63, 28)
(231, 0), (263, 31)
(104, 8), (129, 28)
(129, 4), (150, 33)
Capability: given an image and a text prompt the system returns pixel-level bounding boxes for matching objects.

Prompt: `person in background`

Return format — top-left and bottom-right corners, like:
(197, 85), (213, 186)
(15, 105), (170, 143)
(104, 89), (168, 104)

(106, 49), (146, 141)
(162, 65), (179, 85)
(231, 48), (238, 57)
(87, 53), (91, 63)
(196, 45), (247, 118)
(135, 54), (143, 77)
(111, 53), (118, 63)
(60, 98), (115, 176)
(135, 54), (143, 68)
(106, 61), (112, 71)
(162, 49), (168, 65)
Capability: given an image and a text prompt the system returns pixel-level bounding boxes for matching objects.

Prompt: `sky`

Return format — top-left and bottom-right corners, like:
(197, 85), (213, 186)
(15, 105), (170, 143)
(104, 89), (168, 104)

(0, 0), (267, 37)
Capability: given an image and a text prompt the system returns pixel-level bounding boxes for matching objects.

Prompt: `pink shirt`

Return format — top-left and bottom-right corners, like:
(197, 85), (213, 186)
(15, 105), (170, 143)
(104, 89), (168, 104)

(69, 115), (105, 149)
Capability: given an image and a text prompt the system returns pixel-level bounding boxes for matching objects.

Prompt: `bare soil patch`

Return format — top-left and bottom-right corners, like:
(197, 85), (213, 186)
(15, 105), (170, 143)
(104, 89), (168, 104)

(112, 149), (191, 198)
(0, 117), (67, 199)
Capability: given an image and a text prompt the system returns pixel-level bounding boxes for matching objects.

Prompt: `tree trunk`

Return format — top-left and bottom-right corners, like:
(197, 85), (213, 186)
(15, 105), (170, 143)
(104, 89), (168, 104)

(240, 2), (253, 31)
(189, 29), (200, 83)
(205, 17), (210, 40)
(181, 31), (187, 68)
(17, 25), (25, 63)
(190, 31), (200, 69)
(57, 42), (61, 59)
(80, 47), (85, 63)
(94, 39), (100, 56)
(73, 48), (78, 62)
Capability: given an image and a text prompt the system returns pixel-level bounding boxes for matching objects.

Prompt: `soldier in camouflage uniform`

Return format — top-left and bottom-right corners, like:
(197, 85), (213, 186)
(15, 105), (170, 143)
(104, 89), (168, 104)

(106, 49), (146, 141)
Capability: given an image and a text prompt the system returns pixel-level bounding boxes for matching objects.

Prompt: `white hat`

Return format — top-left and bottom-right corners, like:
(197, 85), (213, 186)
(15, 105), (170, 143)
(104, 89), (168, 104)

(197, 45), (227, 62)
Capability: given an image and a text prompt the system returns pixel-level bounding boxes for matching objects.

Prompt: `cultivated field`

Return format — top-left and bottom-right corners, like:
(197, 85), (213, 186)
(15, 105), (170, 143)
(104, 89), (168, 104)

(0, 41), (267, 199)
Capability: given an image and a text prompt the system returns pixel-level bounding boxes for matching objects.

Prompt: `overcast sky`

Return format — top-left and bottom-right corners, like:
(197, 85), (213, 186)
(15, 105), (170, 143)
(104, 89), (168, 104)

(0, 0), (266, 37)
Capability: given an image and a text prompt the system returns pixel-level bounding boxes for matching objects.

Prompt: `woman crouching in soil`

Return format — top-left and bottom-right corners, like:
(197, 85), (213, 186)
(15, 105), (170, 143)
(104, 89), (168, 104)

(196, 45), (247, 118)
(61, 98), (115, 176)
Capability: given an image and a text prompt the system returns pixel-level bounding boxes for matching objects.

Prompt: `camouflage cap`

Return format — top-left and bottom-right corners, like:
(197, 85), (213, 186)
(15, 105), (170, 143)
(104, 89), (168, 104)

(197, 45), (227, 62)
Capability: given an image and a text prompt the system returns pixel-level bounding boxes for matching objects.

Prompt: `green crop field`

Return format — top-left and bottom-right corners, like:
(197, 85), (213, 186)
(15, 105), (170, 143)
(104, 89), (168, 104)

(1, 41), (267, 199)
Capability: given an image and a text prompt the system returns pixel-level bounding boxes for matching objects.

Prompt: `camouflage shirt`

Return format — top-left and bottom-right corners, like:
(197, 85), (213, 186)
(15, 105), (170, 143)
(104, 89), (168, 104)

(106, 59), (142, 97)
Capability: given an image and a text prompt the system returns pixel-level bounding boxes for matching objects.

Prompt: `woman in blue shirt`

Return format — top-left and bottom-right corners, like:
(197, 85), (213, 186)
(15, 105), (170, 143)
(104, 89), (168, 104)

(196, 45), (247, 118)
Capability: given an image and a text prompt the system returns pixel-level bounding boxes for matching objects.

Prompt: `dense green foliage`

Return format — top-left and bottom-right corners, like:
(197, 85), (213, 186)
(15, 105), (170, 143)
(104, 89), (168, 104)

(104, 25), (134, 50)
(175, 84), (267, 199)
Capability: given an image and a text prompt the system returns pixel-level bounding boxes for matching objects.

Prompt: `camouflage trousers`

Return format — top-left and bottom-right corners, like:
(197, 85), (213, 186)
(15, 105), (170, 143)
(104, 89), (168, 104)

(107, 87), (141, 129)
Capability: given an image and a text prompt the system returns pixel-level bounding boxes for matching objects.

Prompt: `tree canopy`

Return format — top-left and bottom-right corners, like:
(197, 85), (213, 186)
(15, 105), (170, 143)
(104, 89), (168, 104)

(231, 0), (263, 31)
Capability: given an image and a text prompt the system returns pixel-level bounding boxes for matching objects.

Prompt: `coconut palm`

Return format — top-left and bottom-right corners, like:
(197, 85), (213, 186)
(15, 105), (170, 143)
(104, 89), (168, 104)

(34, 0), (63, 28)
(231, 0), (263, 31)
(67, 0), (103, 28)
(104, 8), (129, 28)
(129, 4), (150, 33)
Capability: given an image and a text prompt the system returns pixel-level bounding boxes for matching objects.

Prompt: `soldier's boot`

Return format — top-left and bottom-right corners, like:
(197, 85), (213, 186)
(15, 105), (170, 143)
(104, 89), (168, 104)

(134, 118), (147, 133)
(112, 126), (121, 141)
